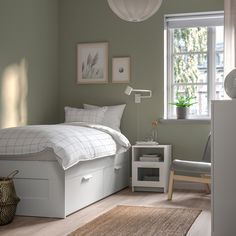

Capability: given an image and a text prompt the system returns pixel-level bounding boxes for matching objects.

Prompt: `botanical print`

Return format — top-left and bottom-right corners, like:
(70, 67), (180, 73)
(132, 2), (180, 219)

(77, 42), (108, 84)
(81, 49), (103, 79)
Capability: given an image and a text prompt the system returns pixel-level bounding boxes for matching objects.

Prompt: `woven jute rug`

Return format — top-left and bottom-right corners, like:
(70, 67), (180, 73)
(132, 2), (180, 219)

(69, 205), (201, 236)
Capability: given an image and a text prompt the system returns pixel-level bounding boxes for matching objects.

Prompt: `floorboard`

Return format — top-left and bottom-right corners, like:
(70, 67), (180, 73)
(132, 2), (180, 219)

(0, 188), (211, 236)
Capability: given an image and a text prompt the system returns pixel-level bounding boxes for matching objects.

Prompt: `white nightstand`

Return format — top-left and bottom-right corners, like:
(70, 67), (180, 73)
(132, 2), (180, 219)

(132, 144), (172, 192)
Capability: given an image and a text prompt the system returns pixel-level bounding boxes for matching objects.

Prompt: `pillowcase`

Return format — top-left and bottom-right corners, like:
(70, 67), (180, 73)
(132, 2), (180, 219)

(83, 104), (126, 132)
(64, 106), (107, 124)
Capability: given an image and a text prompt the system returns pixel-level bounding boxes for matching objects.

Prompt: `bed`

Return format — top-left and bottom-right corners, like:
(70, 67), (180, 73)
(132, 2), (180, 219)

(0, 120), (130, 218)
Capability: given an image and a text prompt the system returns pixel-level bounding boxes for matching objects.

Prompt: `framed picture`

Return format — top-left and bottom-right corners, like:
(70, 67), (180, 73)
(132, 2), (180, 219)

(77, 42), (108, 84)
(112, 57), (131, 83)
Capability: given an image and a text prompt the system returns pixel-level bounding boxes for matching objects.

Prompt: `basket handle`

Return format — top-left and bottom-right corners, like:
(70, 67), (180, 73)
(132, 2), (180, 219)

(7, 170), (19, 178)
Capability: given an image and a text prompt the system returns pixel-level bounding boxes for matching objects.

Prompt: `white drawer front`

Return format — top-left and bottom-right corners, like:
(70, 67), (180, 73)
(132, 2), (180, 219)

(103, 162), (129, 196)
(65, 169), (103, 215)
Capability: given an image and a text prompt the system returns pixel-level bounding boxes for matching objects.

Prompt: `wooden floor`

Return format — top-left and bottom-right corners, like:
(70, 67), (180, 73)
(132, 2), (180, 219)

(0, 188), (211, 236)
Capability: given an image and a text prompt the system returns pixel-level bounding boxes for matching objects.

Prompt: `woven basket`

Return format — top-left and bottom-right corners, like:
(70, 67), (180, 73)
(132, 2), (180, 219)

(0, 170), (20, 225)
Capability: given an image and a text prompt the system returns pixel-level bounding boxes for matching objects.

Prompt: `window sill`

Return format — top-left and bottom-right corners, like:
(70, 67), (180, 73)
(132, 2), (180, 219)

(159, 118), (211, 124)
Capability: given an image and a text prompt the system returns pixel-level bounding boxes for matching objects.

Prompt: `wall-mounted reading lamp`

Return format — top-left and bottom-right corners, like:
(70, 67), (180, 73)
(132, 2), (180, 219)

(124, 86), (152, 103)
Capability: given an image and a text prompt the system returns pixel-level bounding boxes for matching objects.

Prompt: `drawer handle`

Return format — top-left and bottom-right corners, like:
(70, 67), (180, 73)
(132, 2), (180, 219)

(114, 166), (122, 171)
(82, 175), (93, 181)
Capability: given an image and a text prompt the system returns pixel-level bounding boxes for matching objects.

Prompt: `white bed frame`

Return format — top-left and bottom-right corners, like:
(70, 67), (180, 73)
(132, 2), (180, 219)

(0, 151), (130, 218)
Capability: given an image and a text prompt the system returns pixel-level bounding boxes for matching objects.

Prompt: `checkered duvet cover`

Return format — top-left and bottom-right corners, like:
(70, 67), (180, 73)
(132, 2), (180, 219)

(0, 122), (130, 170)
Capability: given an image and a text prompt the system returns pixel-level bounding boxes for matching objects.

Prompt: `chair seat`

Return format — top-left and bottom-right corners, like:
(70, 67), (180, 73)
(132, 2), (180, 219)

(171, 159), (211, 174)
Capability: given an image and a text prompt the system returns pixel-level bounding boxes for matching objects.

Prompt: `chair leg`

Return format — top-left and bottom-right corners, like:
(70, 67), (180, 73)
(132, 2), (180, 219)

(168, 170), (174, 200)
(205, 183), (211, 194)
(201, 174), (211, 194)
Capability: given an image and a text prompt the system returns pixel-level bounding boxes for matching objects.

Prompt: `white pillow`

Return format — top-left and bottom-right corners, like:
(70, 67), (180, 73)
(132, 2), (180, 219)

(83, 104), (126, 131)
(64, 106), (107, 124)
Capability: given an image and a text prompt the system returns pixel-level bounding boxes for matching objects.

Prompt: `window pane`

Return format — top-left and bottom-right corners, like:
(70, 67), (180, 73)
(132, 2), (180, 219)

(216, 26), (224, 51)
(216, 52), (223, 68)
(215, 26), (225, 99)
(215, 84), (225, 100)
(173, 27), (207, 53)
(173, 54), (207, 83)
(216, 67), (224, 83)
(172, 85), (208, 117)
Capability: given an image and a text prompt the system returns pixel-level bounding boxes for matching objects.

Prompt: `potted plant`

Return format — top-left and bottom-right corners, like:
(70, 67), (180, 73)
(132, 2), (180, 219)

(170, 92), (197, 119)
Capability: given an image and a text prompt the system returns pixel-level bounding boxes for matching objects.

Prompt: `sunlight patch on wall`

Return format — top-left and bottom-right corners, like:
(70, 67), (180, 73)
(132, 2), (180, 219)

(1, 59), (28, 128)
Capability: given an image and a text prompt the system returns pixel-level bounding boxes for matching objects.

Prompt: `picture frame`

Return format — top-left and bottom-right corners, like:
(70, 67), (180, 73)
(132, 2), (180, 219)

(77, 42), (108, 84)
(112, 57), (131, 83)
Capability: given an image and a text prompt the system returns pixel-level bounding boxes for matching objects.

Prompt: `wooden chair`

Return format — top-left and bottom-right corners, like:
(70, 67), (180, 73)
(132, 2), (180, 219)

(168, 134), (211, 200)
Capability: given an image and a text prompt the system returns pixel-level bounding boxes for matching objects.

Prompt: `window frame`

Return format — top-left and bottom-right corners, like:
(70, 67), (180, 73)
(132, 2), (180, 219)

(164, 12), (224, 120)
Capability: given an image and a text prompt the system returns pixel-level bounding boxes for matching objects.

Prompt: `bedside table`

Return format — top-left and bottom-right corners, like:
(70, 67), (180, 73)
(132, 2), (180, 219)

(132, 144), (172, 192)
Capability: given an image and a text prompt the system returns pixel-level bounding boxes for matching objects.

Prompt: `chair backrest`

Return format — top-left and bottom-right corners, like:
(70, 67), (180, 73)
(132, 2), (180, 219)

(202, 134), (211, 163)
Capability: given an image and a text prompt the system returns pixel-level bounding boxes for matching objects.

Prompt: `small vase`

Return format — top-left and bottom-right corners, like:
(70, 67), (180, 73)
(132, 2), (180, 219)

(176, 107), (187, 119)
(151, 128), (158, 142)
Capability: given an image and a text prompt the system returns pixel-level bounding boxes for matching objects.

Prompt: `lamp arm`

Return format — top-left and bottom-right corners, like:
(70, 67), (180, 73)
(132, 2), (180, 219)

(124, 86), (152, 103)
(133, 90), (152, 98)
(140, 91), (152, 98)
(132, 89), (151, 93)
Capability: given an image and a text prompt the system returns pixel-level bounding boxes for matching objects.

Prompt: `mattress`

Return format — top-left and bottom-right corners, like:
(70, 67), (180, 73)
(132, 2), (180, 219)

(0, 122), (130, 169)
(0, 148), (57, 161)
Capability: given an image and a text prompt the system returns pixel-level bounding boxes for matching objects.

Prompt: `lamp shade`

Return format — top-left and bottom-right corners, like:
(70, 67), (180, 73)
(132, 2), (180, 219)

(124, 86), (133, 95)
(107, 0), (163, 22)
(224, 68), (236, 98)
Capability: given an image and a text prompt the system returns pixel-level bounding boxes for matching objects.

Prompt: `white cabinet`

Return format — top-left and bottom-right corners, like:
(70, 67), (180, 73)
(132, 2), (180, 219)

(212, 100), (236, 236)
(132, 144), (171, 192)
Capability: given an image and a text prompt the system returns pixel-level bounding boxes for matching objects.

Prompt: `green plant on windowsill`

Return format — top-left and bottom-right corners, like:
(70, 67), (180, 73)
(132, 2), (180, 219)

(170, 92), (197, 119)
(170, 92), (197, 107)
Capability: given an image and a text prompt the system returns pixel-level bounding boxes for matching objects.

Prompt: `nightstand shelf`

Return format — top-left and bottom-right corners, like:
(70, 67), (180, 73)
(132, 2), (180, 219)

(132, 144), (172, 192)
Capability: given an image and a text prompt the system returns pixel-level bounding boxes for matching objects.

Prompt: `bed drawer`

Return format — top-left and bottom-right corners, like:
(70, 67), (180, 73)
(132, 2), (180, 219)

(103, 161), (129, 196)
(65, 169), (103, 215)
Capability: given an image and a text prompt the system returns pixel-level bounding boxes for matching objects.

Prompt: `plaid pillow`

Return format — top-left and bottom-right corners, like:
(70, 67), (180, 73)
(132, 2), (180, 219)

(83, 104), (126, 132)
(64, 106), (107, 124)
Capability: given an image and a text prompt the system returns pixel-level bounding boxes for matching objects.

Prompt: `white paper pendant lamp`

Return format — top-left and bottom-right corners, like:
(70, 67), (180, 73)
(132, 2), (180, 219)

(107, 0), (163, 22)
(224, 68), (236, 98)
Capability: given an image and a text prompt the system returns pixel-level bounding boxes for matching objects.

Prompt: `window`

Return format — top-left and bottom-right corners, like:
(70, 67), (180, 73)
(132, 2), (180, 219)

(164, 12), (224, 119)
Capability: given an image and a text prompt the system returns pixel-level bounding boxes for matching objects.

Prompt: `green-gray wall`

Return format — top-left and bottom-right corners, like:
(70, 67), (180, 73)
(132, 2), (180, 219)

(0, 0), (223, 162)
(0, 0), (59, 127)
(59, 0), (223, 161)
